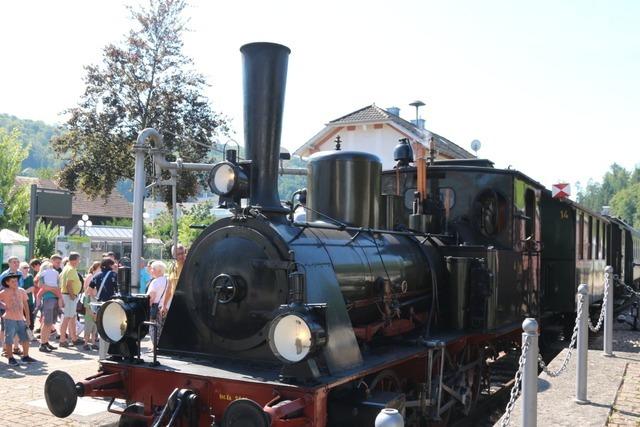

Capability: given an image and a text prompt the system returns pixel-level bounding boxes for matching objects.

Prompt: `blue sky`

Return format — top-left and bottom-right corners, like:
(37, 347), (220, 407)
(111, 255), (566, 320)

(1, 0), (638, 192)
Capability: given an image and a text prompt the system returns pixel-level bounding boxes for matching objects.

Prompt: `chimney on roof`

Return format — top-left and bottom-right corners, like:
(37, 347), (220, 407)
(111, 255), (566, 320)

(386, 106), (400, 116)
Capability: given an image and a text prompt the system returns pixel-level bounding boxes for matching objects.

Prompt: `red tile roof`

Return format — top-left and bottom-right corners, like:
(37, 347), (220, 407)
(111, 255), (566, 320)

(15, 177), (132, 219)
(328, 104), (474, 159)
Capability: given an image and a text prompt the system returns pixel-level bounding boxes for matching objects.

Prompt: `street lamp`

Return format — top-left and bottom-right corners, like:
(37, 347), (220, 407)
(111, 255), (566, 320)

(77, 214), (93, 236)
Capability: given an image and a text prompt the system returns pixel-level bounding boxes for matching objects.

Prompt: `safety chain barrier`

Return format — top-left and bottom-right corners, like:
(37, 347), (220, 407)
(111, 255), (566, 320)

(499, 265), (617, 426)
(615, 275), (640, 298)
(588, 271), (610, 332)
(500, 336), (531, 427)
(538, 293), (583, 377)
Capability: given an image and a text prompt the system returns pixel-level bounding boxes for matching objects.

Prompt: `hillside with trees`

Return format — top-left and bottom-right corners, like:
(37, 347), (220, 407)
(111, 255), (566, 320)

(0, 113), (62, 174)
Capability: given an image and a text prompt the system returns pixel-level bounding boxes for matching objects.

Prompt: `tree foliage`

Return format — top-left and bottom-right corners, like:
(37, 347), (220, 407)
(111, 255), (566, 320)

(278, 156), (307, 202)
(0, 128), (30, 230)
(577, 163), (640, 226)
(30, 219), (61, 259)
(610, 183), (640, 228)
(103, 217), (134, 227)
(177, 201), (217, 248)
(146, 200), (216, 251)
(0, 114), (62, 172)
(52, 0), (228, 203)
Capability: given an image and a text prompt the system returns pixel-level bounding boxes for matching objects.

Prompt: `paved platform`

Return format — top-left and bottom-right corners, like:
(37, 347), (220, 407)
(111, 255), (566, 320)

(0, 342), (120, 426)
(495, 323), (640, 427)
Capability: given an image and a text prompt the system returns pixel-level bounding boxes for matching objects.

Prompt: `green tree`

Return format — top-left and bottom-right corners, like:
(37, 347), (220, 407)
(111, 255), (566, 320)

(601, 163), (630, 202)
(610, 183), (640, 227)
(145, 201), (216, 250)
(103, 217), (134, 227)
(577, 163), (633, 212)
(0, 113), (62, 172)
(177, 201), (216, 247)
(630, 166), (640, 185)
(52, 0), (228, 203)
(30, 220), (61, 259)
(278, 156), (307, 202)
(35, 168), (59, 180)
(146, 210), (173, 243)
(0, 128), (30, 230)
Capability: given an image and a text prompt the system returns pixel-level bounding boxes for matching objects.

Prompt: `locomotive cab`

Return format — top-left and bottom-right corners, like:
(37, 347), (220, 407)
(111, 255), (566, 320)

(381, 162), (544, 329)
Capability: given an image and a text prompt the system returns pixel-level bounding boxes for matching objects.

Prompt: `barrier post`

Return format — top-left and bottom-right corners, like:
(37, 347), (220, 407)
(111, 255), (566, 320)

(604, 266), (614, 357)
(522, 318), (538, 427)
(576, 284), (589, 404)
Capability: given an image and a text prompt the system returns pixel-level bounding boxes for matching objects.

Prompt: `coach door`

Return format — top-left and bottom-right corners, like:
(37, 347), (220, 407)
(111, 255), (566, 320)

(514, 179), (541, 317)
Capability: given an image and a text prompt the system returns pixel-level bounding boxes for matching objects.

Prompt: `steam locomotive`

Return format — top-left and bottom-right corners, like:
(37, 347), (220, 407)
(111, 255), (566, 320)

(44, 43), (640, 427)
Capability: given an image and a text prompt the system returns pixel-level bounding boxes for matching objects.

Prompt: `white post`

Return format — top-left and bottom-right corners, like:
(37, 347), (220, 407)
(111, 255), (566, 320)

(522, 318), (538, 427)
(576, 284), (589, 404)
(604, 266), (614, 357)
(375, 408), (404, 427)
(132, 128), (162, 294)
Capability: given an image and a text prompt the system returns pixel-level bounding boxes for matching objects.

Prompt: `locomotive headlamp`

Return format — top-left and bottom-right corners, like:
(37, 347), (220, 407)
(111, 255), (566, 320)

(98, 301), (128, 343)
(268, 311), (326, 364)
(208, 161), (249, 197)
(96, 296), (149, 345)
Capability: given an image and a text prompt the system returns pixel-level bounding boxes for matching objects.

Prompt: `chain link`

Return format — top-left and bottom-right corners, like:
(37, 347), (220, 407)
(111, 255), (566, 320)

(588, 272), (610, 332)
(615, 275), (640, 298)
(501, 270), (622, 424)
(500, 336), (531, 427)
(538, 293), (583, 377)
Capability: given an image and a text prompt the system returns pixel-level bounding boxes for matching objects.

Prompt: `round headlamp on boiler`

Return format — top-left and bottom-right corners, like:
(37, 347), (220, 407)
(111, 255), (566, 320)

(208, 161), (249, 198)
(268, 309), (326, 364)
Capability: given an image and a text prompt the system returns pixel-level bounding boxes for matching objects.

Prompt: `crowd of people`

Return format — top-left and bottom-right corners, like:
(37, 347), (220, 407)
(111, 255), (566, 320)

(0, 244), (186, 367)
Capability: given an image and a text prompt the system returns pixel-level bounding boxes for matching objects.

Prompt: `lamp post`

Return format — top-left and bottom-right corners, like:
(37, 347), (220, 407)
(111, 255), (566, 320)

(77, 214), (93, 236)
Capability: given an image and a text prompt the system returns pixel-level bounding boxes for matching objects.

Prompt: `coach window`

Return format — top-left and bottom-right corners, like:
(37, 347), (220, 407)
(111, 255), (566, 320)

(525, 189), (536, 239)
(578, 214), (584, 260)
(404, 188), (417, 210)
(595, 219), (600, 259)
(587, 216), (593, 259)
(603, 223), (607, 259)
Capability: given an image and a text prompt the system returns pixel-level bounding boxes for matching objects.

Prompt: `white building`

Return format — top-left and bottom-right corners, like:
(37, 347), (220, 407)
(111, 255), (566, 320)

(294, 104), (474, 168)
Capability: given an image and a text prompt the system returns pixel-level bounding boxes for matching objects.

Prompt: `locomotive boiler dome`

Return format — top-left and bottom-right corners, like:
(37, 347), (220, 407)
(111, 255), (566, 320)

(307, 150), (382, 228)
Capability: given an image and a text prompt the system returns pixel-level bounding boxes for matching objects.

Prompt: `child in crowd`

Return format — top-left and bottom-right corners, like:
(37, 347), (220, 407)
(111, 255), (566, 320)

(35, 262), (64, 310)
(0, 273), (36, 365)
(82, 261), (101, 350)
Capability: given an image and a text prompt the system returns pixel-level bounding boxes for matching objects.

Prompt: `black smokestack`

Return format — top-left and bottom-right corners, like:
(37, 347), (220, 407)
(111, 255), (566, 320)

(240, 42), (290, 212)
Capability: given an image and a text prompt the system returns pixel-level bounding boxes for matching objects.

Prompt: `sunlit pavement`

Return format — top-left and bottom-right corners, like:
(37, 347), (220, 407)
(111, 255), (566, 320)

(0, 338), (122, 427)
